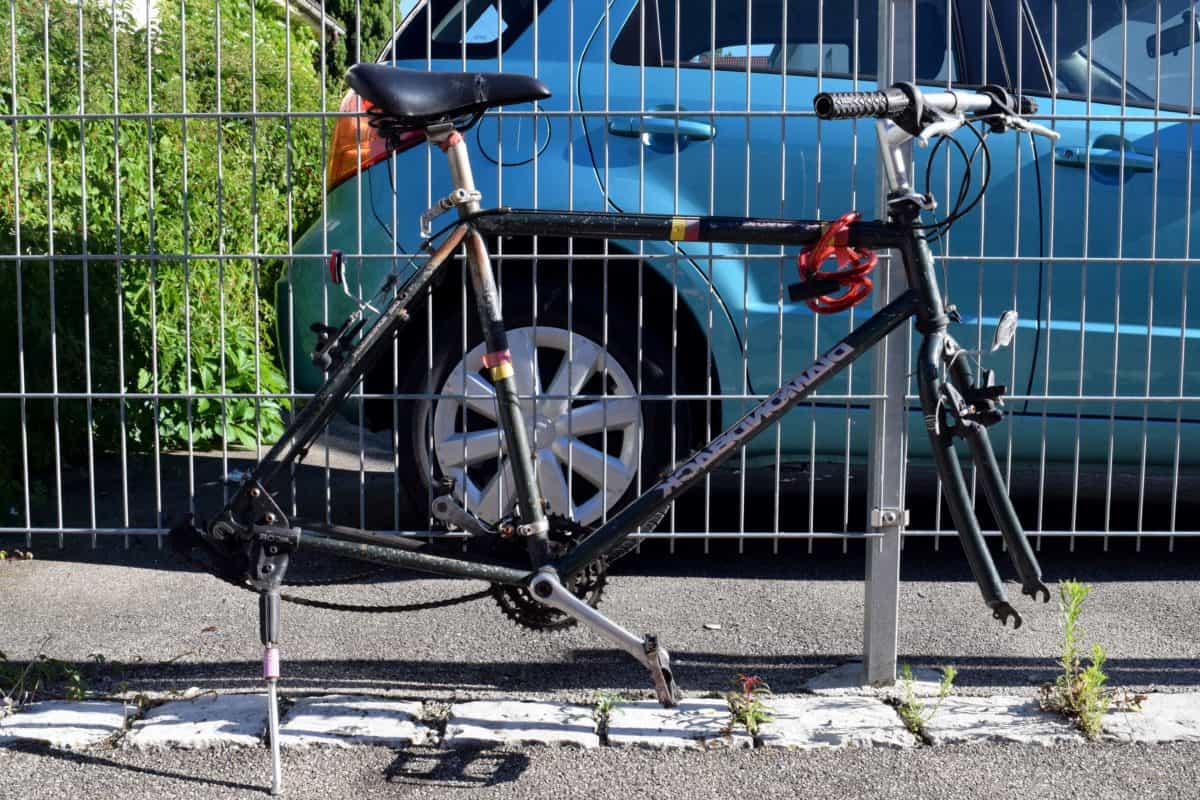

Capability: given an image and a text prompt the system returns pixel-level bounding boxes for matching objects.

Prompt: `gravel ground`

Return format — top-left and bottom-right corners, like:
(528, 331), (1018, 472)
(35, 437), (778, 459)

(3, 518), (1199, 798)
(1, 740), (1196, 800)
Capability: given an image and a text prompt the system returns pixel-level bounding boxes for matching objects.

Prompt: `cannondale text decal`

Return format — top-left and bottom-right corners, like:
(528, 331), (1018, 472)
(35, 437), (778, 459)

(658, 342), (855, 497)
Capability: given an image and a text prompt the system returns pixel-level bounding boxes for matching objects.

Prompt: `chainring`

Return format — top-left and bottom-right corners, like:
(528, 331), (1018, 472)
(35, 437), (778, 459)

(490, 515), (607, 631)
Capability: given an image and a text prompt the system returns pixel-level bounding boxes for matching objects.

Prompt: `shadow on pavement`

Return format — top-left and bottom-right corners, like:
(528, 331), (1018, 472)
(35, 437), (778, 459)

(5, 652), (1195, 698)
(385, 749), (529, 789)
(7, 740), (264, 794)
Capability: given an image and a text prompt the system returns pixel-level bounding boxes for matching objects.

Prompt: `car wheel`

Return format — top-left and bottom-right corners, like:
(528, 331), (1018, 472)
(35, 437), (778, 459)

(394, 286), (684, 531)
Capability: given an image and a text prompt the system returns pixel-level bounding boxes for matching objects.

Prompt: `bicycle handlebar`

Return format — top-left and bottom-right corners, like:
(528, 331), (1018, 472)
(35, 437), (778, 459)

(813, 84), (1058, 142)
(813, 85), (1036, 119)
(812, 87), (913, 119)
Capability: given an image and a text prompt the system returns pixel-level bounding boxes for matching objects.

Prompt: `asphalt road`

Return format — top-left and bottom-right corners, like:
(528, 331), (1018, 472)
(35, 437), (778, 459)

(2, 739), (1196, 799)
(1, 534), (1197, 701)
(3, 509), (1199, 799)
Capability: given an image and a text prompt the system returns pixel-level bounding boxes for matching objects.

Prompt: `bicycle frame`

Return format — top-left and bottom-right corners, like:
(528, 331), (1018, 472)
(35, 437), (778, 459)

(213, 118), (1046, 620)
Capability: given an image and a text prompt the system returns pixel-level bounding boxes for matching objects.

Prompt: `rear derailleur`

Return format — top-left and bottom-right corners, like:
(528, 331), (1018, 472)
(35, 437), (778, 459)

(169, 481), (298, 594)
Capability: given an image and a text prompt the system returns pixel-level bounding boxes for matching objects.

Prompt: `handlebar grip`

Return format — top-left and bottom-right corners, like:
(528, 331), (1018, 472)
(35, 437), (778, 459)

(813, 88), (910, 119)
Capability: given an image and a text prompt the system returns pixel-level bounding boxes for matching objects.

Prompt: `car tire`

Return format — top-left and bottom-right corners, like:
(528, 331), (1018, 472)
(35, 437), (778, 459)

(386, 273), (688, 533)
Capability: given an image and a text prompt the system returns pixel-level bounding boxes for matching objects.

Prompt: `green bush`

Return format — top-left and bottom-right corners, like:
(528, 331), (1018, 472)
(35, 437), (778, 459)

(324, 0), (406, 86)
(0, 0), (327, 489)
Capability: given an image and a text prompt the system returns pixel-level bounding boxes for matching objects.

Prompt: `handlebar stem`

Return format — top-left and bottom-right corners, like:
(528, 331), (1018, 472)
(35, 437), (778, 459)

(876, 119), (935, 214)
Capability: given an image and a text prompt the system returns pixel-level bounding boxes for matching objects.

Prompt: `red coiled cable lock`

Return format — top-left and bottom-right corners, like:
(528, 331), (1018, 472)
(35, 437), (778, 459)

(796, 211), (878, 314)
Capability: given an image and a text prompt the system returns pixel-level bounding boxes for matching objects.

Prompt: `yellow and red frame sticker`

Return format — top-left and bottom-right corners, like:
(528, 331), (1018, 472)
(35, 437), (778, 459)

(481, 349), (514, 381)
(667, 217), (702, 241)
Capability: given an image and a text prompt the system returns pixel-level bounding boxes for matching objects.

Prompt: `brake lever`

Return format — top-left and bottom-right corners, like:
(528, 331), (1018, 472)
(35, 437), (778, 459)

(916, 111), (965, 146)
(1006, 115), (1061, 142)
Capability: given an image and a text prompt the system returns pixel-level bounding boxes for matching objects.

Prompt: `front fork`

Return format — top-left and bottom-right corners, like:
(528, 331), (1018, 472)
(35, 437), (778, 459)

(916, 331), (1049, 628)
(904, 225), (1050, 625)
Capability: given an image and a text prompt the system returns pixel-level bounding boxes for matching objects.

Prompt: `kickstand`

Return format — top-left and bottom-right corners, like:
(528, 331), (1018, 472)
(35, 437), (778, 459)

(260, 589), (283, 796)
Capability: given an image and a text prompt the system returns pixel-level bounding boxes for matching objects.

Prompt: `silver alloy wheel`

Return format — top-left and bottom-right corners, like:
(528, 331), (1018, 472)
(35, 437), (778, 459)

(431, 326), (642, 526)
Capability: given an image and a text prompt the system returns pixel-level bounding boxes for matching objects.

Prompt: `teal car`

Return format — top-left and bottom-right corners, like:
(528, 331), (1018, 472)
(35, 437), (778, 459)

(281, 0), (1199, 527)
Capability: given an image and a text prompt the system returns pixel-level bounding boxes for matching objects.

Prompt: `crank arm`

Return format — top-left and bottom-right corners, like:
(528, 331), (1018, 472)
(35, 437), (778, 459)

(528, 570), (683, 707)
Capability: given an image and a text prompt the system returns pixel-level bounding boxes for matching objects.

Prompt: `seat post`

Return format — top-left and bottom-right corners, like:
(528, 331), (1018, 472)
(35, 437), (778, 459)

(427, 123), (482, 216)
(425, 123), (553, 557)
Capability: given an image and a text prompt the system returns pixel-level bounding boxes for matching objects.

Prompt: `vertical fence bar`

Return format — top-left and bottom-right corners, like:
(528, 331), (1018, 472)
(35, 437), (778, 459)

(110, 0), (130, 548)
(8, 0), (30, 547)
(862, 0), (911, 686)
(41, 0), (64, 547)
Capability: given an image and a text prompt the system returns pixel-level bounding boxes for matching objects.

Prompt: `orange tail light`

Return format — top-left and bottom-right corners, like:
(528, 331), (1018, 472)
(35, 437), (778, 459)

(325, 89), (423, 191)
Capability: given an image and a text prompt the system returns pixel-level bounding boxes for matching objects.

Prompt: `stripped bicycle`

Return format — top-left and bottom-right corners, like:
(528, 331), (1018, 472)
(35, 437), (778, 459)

(171, 65), (1059, 793)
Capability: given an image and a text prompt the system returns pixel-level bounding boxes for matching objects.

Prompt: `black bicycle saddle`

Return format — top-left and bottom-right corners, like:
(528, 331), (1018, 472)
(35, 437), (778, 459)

(346, 64), (551, 127)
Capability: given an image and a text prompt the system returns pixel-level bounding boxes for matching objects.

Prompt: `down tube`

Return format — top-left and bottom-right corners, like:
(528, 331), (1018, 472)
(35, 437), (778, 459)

(554, 289), (921, 579)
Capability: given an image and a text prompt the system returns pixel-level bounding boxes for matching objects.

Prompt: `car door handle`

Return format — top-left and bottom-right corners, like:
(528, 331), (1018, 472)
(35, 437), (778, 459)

(607, 116), (716, 141)
(1055, 145), (1155, 172)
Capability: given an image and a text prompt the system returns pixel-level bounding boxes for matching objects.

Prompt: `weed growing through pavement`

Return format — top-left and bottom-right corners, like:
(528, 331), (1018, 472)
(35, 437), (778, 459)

(895, 664), (956, 738)
(591, 691), (629, 739)
(1, 636), (87, 716)
(1039, 579), (1142, 738)
(723, 674), (773, 736)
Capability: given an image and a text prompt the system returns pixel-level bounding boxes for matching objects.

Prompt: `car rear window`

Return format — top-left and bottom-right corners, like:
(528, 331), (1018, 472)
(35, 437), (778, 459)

(610, 0), (957, 83)
(381, 0), (550, 62)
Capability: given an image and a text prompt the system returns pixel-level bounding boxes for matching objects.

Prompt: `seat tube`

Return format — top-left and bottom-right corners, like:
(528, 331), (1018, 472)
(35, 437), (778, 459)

(429, 124), (551, 555)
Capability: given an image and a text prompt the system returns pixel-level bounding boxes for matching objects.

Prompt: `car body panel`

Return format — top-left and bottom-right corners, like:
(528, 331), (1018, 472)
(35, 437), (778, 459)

(281, 0), (1198, 475)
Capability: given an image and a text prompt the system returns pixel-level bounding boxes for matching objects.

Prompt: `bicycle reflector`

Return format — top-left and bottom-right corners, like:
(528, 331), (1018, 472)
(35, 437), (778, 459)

(792, 211), (878, 314)
(328, 249), (345, 285)
(325, 90), (423, 191)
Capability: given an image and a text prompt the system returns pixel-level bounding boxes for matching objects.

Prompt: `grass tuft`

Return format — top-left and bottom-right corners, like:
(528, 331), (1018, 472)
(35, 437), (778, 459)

(1038, 579), (1140, 738)
(895, 664), (956, 739)
(723, 674), (774, 737)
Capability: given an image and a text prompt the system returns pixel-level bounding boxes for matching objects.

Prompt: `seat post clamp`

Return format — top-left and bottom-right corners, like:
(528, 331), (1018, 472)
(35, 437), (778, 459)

(420, 187), (482, 237)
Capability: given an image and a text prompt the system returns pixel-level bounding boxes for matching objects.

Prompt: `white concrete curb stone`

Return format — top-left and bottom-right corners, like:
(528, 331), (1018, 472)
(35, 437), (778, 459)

(606, 699), (752, 749)
(924, 696), (1084, 746)
(444, 701), (599, 748)
(806, 662), (947, 699)
(1104, 694), (1200, 743)
(757, 696), (916, 749)
(125, 693), (267, 749)
(0, 701), (130, 749)
(279, 695), (432, 748)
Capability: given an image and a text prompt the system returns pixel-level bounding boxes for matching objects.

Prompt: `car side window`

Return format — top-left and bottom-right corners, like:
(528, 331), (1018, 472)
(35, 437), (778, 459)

(958, 1), (1198, 111)
(1058, 1), (1199, 110)
(381, 0), (549, 61)
(611, 0), (956, 83)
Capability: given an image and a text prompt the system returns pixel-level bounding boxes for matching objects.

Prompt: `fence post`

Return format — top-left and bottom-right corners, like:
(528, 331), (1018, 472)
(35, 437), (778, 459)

(862, 0), (914, 686)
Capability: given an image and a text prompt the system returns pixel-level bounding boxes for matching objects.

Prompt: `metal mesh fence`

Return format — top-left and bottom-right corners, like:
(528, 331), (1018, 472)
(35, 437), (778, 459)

(0, 0), (1195, 549)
